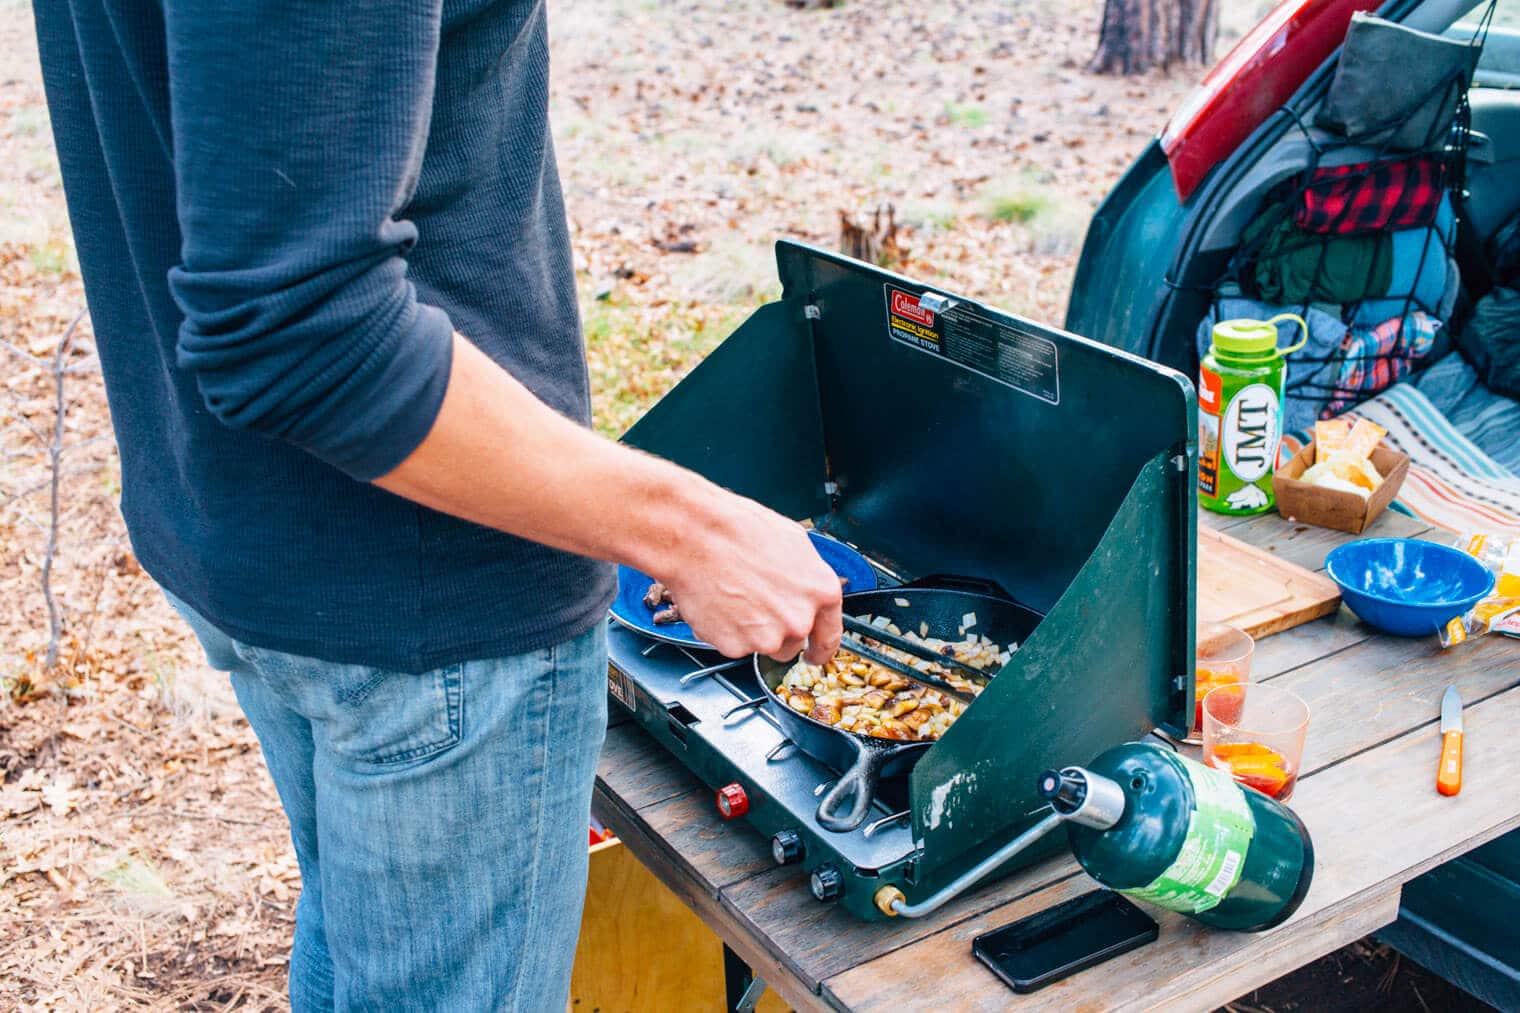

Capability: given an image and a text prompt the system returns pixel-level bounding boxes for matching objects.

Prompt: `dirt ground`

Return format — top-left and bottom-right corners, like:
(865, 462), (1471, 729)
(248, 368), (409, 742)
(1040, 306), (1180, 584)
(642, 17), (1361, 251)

(0, 0), (1497, 1009)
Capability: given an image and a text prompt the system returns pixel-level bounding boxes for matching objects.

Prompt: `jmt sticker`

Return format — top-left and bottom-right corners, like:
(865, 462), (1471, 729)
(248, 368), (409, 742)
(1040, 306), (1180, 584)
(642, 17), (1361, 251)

(1221, 383), (1280, 483)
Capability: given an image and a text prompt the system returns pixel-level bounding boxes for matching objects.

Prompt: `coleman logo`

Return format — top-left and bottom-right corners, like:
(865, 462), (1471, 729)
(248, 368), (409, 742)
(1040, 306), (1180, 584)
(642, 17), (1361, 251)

(891, 290), (934, 327)
(1221, 383), (1280, 483)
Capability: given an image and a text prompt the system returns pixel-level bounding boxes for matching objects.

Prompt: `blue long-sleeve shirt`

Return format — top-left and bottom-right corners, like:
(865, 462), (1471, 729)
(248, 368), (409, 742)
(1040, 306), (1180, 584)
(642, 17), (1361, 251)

(34, 0), (615, 670)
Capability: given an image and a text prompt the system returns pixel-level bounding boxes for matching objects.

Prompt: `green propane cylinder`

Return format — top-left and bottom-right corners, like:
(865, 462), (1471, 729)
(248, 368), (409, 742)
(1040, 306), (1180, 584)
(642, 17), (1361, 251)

(1038, 742), (1313, 931)
(1197, 314), (1307, 515)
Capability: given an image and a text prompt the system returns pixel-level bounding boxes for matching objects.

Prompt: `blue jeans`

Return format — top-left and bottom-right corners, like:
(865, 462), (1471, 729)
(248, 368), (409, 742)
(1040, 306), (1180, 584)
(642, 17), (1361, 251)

(170, 595), (608, 1012)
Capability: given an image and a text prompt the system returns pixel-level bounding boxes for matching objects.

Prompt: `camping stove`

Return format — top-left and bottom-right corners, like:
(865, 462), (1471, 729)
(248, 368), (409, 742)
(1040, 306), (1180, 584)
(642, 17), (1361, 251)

(605, 619), (926, 921)
(606, 241), (1198, 921)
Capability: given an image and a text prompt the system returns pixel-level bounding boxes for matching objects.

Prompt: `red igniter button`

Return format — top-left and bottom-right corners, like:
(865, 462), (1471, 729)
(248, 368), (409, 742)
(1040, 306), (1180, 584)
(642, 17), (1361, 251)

(716, 783), (749, 819)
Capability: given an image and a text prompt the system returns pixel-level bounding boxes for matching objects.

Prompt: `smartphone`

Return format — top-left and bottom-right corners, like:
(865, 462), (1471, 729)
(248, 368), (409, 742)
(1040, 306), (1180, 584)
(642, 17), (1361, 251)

(972, 889), (1158, 994)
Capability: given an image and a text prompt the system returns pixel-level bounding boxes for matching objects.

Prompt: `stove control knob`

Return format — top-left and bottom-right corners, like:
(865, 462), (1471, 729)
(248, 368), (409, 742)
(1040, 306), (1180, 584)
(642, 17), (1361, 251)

(716, 783), (749, 820)
(810, 864), (844, 903)
(771, 829), (804, 866)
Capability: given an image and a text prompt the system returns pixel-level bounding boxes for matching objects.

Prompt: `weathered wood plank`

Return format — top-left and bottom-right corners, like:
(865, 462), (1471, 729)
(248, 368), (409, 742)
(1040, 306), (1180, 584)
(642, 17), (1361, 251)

(824, 685), (1520, 1012)
(1197, 508), (1252, 532)
(821, 878), (1400, 1013)
(630, 784), (775, 891)
(717, 855), (1084, 993)
(1267, 626), (1520, 775)
(1224, 509), (1432, 574)
(1250, 608), (1372, 679)
(597, 717), (705, 812)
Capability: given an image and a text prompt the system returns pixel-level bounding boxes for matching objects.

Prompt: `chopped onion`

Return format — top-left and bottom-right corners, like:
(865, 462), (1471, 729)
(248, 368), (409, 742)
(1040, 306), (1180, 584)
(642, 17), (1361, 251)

(894, 597), (911, 608)
(962, 611), (977, 629)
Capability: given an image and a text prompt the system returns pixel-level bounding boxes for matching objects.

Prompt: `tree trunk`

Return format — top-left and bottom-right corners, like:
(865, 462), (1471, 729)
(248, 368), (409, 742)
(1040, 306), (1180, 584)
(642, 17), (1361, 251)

(838, 204), (903, 267)
(1089, 0), (1218, 76)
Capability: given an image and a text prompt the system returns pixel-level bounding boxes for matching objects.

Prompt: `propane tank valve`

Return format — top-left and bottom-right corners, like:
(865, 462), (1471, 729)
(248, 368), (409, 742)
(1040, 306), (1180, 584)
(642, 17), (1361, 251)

(1038, 766), (1126, 830)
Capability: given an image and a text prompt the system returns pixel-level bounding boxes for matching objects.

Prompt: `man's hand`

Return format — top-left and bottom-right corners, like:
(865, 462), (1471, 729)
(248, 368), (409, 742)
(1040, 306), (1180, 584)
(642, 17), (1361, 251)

(376, 334), (844, 663)
(653, 490), (842, 663)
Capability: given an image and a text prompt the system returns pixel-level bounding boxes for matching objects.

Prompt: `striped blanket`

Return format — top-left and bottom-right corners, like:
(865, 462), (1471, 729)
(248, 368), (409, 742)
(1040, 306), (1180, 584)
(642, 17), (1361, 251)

(1283, 372), (1520, 536)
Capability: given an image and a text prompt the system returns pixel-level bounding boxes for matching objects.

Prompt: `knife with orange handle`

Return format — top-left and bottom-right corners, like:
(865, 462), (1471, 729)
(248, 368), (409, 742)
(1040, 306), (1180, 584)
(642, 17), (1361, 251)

(1437, 685), (1463, 797)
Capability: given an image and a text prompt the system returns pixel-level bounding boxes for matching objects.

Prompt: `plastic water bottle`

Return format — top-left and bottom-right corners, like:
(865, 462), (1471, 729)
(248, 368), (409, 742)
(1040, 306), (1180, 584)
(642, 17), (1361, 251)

(1197, 314), (1307, 515)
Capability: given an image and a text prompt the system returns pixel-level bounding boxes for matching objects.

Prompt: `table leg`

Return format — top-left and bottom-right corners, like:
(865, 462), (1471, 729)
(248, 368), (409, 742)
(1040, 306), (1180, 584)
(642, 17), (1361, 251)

(723, 943), (768, 1012)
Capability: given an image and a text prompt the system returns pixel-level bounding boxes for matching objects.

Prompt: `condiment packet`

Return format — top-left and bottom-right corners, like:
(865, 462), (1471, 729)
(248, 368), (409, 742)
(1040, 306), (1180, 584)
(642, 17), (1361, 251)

(1438, 532), (1520, 647)
(1338, 418), (1387, 462)
(1314, 419), (1352, 461)
(1441, 598), (1520, 647)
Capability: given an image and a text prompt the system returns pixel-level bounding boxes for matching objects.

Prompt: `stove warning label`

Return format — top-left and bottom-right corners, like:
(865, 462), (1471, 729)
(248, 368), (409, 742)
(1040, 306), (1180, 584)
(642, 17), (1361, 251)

(883, 284), (1059, 405)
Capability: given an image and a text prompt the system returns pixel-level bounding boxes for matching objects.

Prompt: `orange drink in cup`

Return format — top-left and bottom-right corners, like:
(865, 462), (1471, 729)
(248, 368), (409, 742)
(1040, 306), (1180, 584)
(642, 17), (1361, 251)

(1202, 682), (1310, 801)
(1190, 621), (1254, 742)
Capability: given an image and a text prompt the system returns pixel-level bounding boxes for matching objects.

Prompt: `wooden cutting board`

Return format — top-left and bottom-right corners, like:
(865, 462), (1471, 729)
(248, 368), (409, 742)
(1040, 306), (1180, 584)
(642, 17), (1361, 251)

(1198, 526), (1341, 638)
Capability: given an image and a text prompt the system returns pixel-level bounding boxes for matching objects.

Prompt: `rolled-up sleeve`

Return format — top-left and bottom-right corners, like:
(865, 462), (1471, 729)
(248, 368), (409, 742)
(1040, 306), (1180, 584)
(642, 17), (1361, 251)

(164, 1), (452, 481)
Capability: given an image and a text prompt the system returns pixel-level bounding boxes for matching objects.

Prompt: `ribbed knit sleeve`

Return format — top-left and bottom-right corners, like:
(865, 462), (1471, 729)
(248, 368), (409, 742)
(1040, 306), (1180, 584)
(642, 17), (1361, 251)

(163, 0), (452, 481)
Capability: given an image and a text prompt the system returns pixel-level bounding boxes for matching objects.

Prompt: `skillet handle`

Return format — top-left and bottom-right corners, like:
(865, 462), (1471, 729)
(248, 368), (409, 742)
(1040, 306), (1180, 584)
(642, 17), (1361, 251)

(904, 573), (1014, 601)
(816, 741), (892, 833)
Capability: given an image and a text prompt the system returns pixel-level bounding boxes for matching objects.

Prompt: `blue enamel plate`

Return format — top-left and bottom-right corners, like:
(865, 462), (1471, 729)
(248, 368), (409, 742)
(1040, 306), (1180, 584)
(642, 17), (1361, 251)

(609, 530), (879, 650)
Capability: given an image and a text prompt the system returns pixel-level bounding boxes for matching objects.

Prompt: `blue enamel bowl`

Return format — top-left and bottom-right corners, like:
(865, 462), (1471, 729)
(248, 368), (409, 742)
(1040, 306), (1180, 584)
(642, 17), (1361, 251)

(1324, 538), (1495, 637)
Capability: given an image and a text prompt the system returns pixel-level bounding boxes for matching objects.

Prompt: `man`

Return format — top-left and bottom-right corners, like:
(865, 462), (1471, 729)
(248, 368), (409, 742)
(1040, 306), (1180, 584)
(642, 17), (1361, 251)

(34, 1), (843, 1009)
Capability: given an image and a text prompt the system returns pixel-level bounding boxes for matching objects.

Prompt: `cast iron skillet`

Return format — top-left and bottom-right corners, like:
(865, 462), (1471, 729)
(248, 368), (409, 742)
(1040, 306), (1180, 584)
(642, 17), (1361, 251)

(754, 577), (1044, 833)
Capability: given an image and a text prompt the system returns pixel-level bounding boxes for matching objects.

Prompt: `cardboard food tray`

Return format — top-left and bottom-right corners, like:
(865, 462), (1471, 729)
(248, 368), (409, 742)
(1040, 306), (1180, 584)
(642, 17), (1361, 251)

(1272, 440), (1410, 534)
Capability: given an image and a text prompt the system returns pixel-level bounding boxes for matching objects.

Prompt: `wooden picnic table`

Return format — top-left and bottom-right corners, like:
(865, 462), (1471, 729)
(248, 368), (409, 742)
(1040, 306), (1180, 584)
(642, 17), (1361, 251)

(592, 508), (1520, 1011)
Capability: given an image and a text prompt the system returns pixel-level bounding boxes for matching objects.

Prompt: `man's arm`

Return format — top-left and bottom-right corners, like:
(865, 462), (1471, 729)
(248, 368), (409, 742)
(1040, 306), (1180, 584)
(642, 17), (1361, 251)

(377, 335), (842, 662)
(161, 2), (840, 661)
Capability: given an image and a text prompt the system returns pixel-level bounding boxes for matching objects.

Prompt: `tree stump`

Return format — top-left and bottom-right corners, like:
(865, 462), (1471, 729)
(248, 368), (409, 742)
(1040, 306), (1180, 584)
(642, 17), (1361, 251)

(1089, 0), (1219, 76)
(838, 204), (903, 267)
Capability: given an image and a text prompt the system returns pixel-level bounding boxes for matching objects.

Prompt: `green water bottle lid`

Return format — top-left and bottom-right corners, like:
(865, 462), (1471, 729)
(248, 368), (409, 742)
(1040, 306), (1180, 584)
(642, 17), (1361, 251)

(1211, 313), (1308, 360)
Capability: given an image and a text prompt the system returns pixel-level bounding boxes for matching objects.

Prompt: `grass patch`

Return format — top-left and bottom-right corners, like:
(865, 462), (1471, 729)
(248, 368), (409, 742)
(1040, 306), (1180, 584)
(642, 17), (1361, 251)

(6, 104), (47, 138)
(985, 189), (1050, 225)
(944, 103), (989, 129)
(980, 181), (1090, 256)
(28, 239), (71, 277)
(582, 290), (771, 438)
(95, 853), (174, 898)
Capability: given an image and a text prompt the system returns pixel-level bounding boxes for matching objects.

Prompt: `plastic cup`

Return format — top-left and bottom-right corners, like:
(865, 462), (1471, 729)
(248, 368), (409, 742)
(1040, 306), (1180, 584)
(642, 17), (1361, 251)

(1202, 682), (1310, 802)
(1189, 621), (1255, 743)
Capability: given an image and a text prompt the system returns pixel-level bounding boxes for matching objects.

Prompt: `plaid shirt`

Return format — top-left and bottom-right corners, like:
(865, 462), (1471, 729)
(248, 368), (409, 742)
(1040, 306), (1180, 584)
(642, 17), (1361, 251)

(1296, 157), (1447, 235)
(1322, 311), (1440, 418)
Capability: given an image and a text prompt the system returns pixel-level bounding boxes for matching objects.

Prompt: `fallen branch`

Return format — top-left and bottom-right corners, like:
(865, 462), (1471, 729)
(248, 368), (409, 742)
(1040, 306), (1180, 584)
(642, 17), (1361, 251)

(40, 308), (89, 671)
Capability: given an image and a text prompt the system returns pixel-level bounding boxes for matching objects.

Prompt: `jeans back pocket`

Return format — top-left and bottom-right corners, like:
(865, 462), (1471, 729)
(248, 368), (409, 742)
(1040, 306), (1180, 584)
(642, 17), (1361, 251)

(239, 644), (465, 769)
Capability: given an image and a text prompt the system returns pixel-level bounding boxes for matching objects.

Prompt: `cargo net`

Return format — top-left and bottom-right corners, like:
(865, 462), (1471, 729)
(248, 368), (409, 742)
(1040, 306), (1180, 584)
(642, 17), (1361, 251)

(1209, 8), (1493, 434)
